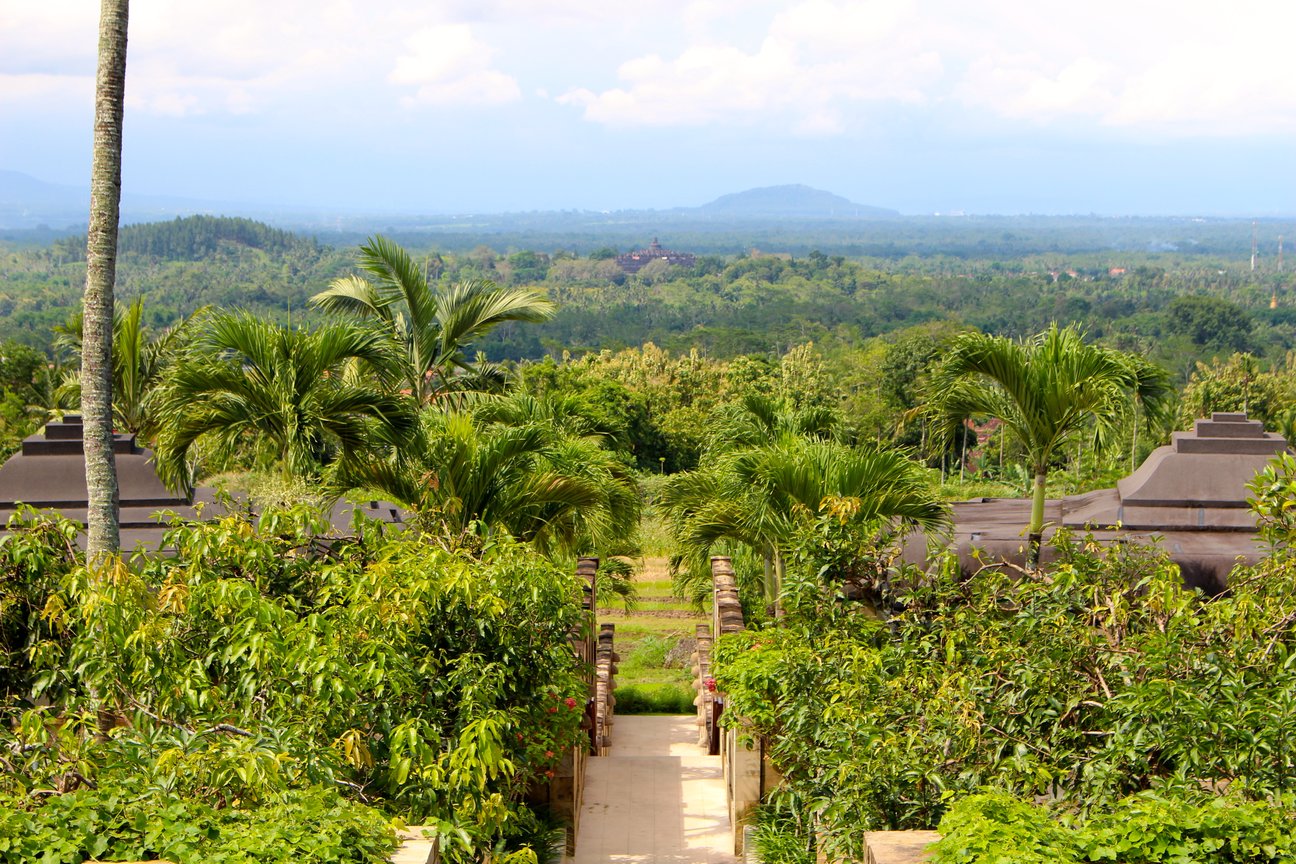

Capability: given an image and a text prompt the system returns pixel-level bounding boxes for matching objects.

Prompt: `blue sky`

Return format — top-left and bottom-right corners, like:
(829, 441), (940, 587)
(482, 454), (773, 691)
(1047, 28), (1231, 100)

(3, 0), (1295, 216)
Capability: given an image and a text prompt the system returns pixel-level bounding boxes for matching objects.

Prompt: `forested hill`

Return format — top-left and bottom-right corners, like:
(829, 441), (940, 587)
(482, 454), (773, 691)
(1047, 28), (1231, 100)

(5, 217), (351, 341)
(52, 215), (320, 262)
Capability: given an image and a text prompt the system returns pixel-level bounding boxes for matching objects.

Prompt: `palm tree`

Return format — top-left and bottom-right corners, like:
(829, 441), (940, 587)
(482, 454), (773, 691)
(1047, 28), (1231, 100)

(662, 437), (947, 603)
(337, 402), (639, 556)
(55, 298), (201, 440)
(925, 324), (1173, 562)
(82, 0), (130, 560)
(311, 236), (555, 404)
(153, 312), (416, 493)
(702, 392), (838, 458)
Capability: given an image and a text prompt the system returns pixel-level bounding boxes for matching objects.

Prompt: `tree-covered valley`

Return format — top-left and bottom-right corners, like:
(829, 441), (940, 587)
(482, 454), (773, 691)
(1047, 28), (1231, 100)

(3, 213), (1294, 371)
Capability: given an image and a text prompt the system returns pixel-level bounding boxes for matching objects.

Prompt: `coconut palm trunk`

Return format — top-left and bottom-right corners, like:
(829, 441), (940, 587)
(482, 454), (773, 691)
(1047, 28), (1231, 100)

(83, 0), (130, 561)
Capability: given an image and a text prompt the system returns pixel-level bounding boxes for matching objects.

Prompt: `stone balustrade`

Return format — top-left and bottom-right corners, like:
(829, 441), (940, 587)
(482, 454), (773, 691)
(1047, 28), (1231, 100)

(594, 623), (618, 754)
(691, 622), (713, 748)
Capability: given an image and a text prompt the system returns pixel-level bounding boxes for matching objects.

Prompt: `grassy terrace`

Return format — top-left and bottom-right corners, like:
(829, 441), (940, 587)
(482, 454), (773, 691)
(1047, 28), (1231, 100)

(602, 555), (706, 714)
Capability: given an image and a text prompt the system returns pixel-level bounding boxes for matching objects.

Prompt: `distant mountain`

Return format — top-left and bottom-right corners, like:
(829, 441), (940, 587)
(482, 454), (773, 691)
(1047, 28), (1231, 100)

(0, 171), (88, 227)
(696, 184), (898, 219)
(1, 171), (900, 233)
(0, 170), (264, 231)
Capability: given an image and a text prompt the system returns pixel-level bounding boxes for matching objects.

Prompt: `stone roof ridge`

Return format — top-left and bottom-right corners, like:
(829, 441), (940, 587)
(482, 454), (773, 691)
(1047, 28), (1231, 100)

(1169, 412), (1288, 455)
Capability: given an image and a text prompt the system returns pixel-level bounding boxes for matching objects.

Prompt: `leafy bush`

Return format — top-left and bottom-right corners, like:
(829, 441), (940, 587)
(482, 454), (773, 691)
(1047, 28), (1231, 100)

(713, 502), (1296, 862)
(0, 785), (396, 864)
(931, 790), (1296, 864)
(612, 682), (695, 714)
(0, 507), (590, 863)
(749, 802), (815, 864)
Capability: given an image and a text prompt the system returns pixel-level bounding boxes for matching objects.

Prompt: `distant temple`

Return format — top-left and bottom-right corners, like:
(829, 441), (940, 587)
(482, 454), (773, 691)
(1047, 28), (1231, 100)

(615, 238), (696, 274)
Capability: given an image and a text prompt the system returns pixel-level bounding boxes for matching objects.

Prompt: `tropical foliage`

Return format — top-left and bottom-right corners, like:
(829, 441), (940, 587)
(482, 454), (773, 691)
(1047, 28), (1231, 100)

(924, 324), (1173, 553)
(9, 212), (1296, 864)
(153, 311), (415, 491)
(711, 475), (1296, 862)
(930, 790), (1296, 864)
(311, 235), (555, 404)
(338, 397), (639, 556)
(54, 297), (200, 439)
(662, 393), (946, 604)
(0, 507), (589, 862)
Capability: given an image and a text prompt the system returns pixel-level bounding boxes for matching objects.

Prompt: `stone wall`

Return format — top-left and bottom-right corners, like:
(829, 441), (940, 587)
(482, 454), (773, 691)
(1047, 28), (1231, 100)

(528, 556), (600, 855)
(699, 555), (766, 857)
(593, 622), (618, 755)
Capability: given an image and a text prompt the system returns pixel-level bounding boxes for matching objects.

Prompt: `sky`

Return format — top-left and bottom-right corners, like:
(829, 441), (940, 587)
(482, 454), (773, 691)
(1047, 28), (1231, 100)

(3, 0), (1296, 216)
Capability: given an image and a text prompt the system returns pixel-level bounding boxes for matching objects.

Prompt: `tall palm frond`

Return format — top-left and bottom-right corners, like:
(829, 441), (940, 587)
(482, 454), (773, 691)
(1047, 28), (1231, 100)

(337, 408), (639, 556)
(704, 392), (838, 458)
(311, 236), (555, 403)
(153, 312), (415, 493)
(662, 437), (947, 603)
(55, 297), (204, 439)
(925, 324), (1173, 555)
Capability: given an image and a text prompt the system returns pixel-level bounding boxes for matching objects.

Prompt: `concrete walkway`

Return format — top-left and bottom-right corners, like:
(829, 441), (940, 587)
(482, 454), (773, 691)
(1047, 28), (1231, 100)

(570, 715), (737, 864)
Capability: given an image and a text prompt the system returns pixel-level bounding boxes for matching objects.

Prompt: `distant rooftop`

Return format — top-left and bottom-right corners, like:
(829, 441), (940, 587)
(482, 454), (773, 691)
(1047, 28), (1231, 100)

(904, 413), (1291, 593)
(0, 415), (405, 550)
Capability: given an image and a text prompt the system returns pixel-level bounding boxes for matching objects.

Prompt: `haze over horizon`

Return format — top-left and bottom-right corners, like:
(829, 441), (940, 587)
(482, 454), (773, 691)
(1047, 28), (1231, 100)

(3, 0), (1295, 218)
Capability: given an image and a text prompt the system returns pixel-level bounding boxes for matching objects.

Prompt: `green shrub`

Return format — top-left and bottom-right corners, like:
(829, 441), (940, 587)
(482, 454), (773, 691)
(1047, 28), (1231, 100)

(930, 790), (1296, 864)
(713, 509), (1296, 862)
(750, 802), (815, 864)
(0, 785), (397, 864)
(0, 508), (589, 863)
(620, 635), (676, 673)
(613, 682), (696, 714)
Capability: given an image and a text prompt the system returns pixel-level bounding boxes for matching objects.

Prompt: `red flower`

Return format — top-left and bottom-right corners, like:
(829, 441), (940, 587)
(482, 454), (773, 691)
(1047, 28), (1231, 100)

(564, 697), (578, 709)
(545, 750), (555, 759)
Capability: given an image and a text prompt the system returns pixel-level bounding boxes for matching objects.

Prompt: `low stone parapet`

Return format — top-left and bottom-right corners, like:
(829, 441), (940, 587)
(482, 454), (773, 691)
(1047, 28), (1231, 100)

(863, 831), (939, 864)
(594, 622), (618, 755)
(391, 827), (439, 863)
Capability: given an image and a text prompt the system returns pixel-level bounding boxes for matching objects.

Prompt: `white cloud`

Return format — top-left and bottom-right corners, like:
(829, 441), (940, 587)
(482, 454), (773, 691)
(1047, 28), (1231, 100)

(0, 0), (523, 118)
(0, 73), (91, 108)
(557, 0), (1296, 138)
(558, 1), (941, 130)
(4, 0), (1296, 138)
(389, 24), (521, 107)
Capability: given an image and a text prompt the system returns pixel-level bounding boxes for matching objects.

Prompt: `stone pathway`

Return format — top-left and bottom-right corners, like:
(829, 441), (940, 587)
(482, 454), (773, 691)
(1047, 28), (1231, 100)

(570, 715), (737, 864)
